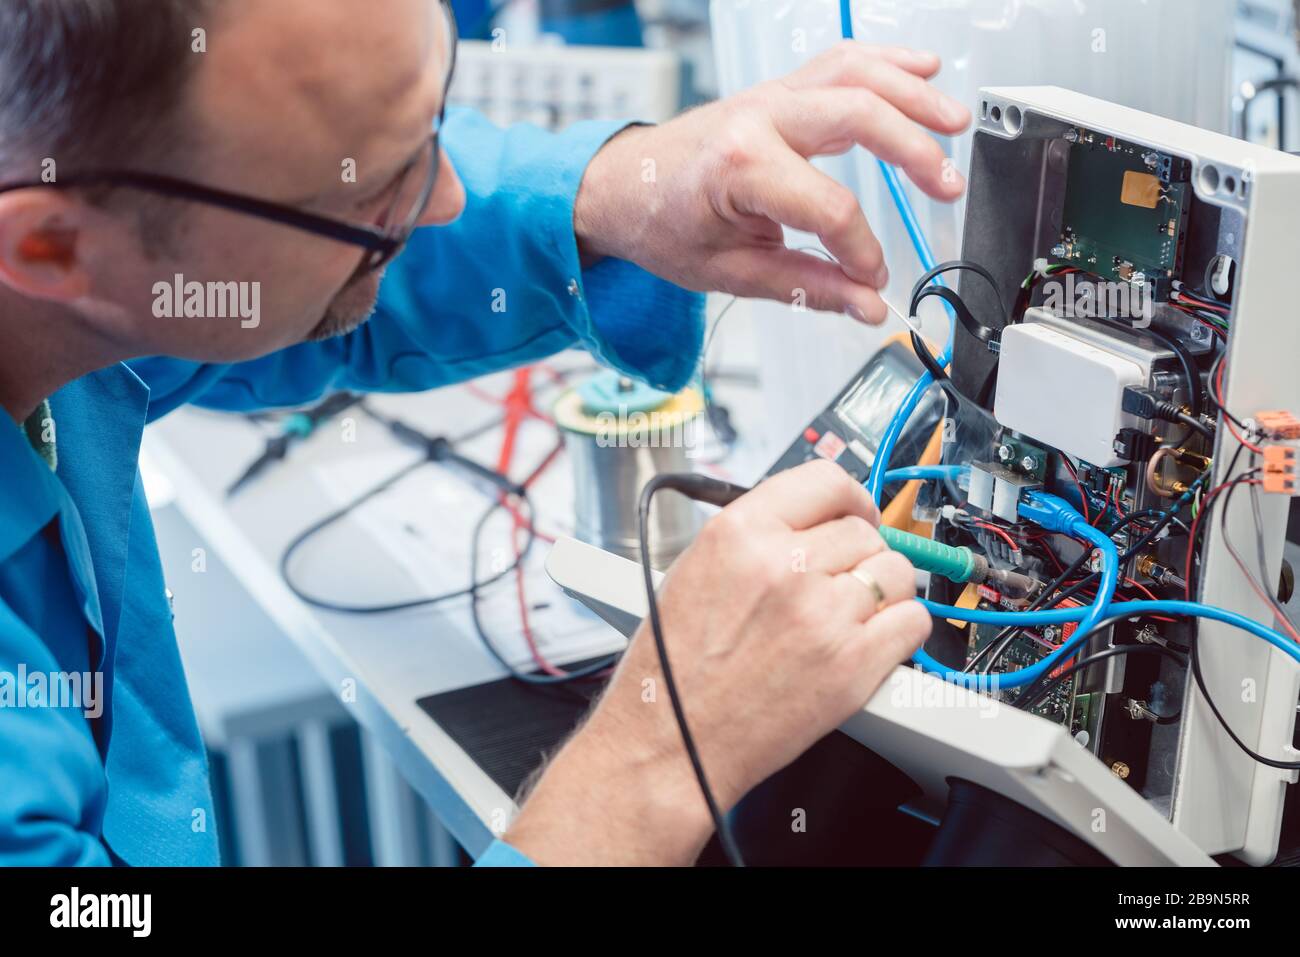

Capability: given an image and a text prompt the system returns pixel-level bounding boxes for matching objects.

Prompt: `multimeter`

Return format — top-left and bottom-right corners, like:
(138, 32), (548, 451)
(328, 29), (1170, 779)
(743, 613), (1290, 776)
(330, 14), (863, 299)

(765, 338), (945, 506)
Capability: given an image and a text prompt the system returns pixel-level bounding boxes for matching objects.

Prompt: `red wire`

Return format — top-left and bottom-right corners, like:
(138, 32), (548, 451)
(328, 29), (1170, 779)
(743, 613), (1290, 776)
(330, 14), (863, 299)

(1062, 457), (1090, 524)
(1222, 539), (1300, 643)
(1183, 467), (1300, 643)
(974, 521), (1021, 553)
(463, 381), (502, 404)
(1215, 360), (1264, 454)
(1092, 485), (1113, 526)
(1184, 477), (1264, 600)
(1175, 292), (1230, 314)
(472, 367), (580, 676)
(1117, 576), (1176, 622)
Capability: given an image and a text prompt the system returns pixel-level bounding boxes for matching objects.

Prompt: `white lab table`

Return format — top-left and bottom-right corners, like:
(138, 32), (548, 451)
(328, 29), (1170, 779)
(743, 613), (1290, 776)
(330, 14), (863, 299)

(140, 343), (769, 860)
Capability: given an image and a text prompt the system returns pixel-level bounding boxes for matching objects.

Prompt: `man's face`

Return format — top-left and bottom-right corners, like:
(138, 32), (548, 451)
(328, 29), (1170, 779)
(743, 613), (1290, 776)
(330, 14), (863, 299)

(22, 0), (465, 364)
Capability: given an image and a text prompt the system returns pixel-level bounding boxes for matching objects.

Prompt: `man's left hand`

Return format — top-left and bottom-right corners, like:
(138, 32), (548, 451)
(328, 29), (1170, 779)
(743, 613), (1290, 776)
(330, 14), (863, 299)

(573, 41), (971, 325)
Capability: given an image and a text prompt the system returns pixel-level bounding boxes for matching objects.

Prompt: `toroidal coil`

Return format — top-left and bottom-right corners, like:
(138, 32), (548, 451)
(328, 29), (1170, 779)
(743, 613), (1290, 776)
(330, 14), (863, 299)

(554, 372), (706, 568)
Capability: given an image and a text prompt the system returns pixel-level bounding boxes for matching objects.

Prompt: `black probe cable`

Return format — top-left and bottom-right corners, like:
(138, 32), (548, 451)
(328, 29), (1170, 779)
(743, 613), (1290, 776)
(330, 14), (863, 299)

(637, 473), (750, 867)
(278, 414), (524, 614)
(466, 492), (618, 686)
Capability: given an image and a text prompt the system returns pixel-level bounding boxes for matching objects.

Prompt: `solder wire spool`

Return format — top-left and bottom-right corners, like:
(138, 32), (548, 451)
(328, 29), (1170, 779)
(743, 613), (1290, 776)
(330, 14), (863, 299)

(554, 370), (706, 567)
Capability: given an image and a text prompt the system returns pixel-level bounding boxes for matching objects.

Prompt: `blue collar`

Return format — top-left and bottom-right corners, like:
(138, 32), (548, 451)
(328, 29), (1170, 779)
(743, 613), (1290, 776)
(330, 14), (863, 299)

(0, 363), (152, 652)
(0, 404), (62, 565)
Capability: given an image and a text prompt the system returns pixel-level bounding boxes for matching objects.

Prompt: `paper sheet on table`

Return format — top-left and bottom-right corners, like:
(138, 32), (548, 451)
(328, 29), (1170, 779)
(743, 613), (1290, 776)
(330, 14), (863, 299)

(308, 443), (622, 671)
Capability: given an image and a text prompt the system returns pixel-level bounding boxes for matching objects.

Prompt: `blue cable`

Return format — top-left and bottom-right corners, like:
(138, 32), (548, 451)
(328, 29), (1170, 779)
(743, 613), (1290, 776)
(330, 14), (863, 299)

(883, 465), (966, 484)
(868, 373), (939, 503)
(877, 476), (1300, 685)
(923, 600), (1300, 668)
(878, 161), (943, 282)
(838, 2), (954, 504)
(908, 491), (1120, 689)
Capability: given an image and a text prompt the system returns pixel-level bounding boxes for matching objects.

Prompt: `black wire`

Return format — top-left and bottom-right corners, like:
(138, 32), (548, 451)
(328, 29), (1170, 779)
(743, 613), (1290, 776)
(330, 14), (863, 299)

(1107, 508), (1188, 537)
(1136, 323), (1203, 422)
(1208, 349), (1249, 430)
(1219, 459), (1297, 641)
(277, 415), (523, 614)
(1161, 451), (1300, 770)
(969, 472), (1209, 675)
(637, 480), (745, 867)
(1074, 299), (1205, 423)
(1012, 640), (1186, 713)
(1043, 474), (1210, 612)
(907, 260), (1008, 413)
(909, 259), (1008, 329)
(1186, 444), (1247, 599)
(1174, 410), (1214, 442)
(1251, 481), (1296, 636)
(1190, 635), (1300, 770)
(465, 493), (619, 685)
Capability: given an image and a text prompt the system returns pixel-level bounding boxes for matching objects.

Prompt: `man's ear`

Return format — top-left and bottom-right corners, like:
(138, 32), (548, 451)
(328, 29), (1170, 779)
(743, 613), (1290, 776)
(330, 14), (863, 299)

(0, 189), (107, 303)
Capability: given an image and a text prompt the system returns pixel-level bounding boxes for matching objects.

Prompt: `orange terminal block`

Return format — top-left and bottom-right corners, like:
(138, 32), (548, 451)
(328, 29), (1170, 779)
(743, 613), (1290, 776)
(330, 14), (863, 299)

(1255, 410), (1300, 441)
(1261, 445), (1298, 495)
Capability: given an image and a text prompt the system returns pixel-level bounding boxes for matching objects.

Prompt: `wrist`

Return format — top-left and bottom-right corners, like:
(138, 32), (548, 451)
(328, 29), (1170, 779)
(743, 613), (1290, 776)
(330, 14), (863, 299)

(573, 123), (657, 264)
(504, 684), (714, 865)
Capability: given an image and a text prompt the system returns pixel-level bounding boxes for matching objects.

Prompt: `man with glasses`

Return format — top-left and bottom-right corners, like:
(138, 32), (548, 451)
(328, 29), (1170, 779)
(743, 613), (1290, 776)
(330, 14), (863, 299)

(0, 0), (966, 866)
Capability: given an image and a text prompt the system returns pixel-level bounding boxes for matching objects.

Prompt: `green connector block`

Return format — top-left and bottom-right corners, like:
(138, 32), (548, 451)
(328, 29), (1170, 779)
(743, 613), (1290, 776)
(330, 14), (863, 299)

(879, 526), (977, 584)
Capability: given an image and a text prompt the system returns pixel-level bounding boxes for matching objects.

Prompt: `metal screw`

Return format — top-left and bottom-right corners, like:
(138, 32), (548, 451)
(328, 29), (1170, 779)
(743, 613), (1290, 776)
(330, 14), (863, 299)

(1021, 455), (1037, 472)
(1110, 761), (1130, 779)
(997, 444), (1014, 462)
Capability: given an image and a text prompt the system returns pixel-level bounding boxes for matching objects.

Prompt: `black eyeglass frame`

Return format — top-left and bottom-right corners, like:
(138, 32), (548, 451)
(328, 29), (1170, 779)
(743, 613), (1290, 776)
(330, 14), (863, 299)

(0, 0), (459, 276)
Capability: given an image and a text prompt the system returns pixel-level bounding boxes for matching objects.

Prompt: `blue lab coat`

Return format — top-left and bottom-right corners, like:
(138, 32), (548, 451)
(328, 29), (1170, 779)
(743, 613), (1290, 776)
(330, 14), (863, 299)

(0, 109), (702, 865)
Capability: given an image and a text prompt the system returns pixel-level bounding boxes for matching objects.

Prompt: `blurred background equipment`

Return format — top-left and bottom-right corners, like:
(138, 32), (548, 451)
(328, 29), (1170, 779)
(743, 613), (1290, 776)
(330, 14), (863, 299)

(1234, 0), (1300, 151)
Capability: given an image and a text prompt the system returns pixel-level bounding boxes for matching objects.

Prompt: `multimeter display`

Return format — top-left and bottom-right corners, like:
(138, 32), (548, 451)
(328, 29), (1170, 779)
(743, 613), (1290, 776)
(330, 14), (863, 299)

(766, 342), (945, 504)
(834, 361), (923, 457)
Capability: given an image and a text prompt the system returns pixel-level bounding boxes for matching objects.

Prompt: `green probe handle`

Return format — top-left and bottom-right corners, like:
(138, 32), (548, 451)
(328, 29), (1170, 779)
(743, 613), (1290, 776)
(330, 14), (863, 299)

(878, 526), (978, 584)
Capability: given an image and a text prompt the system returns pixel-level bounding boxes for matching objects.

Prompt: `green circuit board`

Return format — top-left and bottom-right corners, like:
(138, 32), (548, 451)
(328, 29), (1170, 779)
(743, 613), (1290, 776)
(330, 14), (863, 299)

(968, 620), (1097, 743)
(1053, 132), (1190, 297)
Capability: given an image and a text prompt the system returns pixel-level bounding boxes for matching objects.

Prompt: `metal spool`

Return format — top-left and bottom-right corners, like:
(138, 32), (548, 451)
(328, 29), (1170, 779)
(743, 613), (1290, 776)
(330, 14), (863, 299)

(554, 371), (705, 568)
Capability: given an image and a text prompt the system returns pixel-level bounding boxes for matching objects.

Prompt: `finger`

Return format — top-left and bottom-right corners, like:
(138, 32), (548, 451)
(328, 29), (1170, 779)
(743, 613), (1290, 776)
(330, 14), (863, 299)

(859, 45), (942, 79)
(727, 141), (886, 285)
(777, 87), (964, 201)
(784, 41), (942, 88)
(782, 48), (968, 136)
(796, 514), (888, 574)
(834, 549), (920, 621)
(737, 458), (880, 530)
(848, 599), (933, 682)
(706, 245), (888, 324)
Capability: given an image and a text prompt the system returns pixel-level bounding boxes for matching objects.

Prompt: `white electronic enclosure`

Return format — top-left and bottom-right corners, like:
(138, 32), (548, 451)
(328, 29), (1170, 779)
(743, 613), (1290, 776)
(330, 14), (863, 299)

(946, 86), (1300, 864)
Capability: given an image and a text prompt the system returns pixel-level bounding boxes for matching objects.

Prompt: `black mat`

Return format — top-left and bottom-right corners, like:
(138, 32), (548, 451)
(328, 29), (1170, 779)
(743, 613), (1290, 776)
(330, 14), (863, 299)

(416, 659), (611, 799)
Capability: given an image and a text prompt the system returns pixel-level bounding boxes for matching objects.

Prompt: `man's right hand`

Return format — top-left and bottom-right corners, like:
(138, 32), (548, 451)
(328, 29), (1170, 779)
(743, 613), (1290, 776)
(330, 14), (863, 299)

(505, 458), (932, 865)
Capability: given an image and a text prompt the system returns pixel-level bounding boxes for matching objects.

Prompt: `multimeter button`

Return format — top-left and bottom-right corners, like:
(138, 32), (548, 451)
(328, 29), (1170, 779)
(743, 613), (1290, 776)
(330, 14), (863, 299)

(803, 427), (820, 444)
(813, 431), (847, 462)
